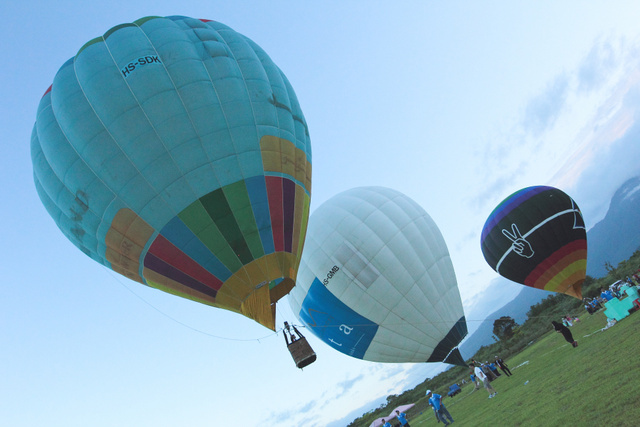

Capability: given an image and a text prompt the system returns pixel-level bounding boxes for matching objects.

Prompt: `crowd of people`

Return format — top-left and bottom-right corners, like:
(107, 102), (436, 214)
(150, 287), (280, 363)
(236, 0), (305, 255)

(415, 356), (514, 425)
(381, 410), (411, 427)
(397, 270), (640, 425)
(583, 273), (640, 314)
(557, 271), (640, 347)
(583, 296), (603, 314)
(376, 357), (507, 426)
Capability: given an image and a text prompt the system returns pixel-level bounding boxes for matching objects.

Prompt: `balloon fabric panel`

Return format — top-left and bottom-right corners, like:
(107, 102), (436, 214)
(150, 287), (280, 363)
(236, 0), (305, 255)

(105, 207), (154, 283)
(266, 176), (285, 252)
(200, 186), (256, 265)
(300, 278), (378, 359)
(32, 16), (312, 330)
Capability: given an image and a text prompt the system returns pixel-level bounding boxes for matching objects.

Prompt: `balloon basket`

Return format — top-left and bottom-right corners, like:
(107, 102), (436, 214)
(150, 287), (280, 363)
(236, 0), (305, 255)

(283, 322), (316, 369)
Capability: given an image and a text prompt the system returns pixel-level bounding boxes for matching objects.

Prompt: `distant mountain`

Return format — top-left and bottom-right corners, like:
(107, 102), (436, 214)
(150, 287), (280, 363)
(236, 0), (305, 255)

(459, 284), (551, 358)
(587, 175), (640, 278)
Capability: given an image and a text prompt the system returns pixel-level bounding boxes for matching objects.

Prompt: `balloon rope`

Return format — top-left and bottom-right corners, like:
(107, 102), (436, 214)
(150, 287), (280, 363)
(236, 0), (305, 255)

(291, 312), (584, 329)
(102, 267), (281, 342)
(106, 261), (588, 337)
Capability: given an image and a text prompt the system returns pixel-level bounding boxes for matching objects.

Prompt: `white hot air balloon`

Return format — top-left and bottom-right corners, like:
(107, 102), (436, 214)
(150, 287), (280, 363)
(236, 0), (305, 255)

(288, 187), (467, 365)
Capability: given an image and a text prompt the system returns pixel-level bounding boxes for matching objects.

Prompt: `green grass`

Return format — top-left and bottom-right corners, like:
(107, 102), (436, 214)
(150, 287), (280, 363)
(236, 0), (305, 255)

(402, 310), (640, 427)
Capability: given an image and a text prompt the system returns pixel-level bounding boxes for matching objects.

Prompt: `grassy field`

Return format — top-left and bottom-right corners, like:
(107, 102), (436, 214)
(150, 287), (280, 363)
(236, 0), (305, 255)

(401, 308), (640, 427)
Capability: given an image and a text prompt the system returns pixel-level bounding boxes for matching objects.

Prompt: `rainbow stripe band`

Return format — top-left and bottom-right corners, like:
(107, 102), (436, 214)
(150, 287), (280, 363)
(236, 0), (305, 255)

(525, 240), (587, 296)
(104, 136), (311, 330)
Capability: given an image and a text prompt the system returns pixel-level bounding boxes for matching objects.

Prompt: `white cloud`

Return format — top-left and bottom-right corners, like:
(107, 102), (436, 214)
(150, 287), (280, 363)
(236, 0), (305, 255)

(577, 37), (619, 93)
(470, 35), (640, 232)
(522, 74), (570, 136)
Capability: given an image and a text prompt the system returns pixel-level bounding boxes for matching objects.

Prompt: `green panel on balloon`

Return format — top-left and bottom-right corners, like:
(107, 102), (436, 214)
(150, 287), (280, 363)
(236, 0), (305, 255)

(200, 188), (253, 265)
(178, 197), (244, 272)
(222, 181), (265, 260)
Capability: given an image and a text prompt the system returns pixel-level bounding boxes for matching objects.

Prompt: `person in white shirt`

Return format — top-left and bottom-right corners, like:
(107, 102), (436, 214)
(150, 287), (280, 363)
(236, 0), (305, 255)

(470, 363), (497, 398)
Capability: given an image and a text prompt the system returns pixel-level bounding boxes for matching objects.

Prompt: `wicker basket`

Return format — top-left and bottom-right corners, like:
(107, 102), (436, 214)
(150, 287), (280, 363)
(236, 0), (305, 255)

(288, 337), (316, 369)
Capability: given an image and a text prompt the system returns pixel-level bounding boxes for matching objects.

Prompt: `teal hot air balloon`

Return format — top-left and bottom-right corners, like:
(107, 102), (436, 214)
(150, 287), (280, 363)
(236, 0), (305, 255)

(288, 187), (468, 366)
(481, 186), (587, 299)
(31, 16), (312, 330)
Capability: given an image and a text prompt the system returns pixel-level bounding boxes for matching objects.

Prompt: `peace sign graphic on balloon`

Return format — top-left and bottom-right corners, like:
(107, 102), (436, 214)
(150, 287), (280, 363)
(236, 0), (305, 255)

(481, 186), (587, 299)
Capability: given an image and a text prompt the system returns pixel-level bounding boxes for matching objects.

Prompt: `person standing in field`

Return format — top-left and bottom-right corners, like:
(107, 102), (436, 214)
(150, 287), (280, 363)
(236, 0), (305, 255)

(488, 361), (501, 377)
(428, 403), (440, 423)
(470, 363), (497, 398)
(382, 418), (391, 427)
(481, 361), (497, 380)
(552, 320), (578, 347)
(426, 389), (454, 425)
(395, 410), (411, 427)
(495, 356), (512, 376)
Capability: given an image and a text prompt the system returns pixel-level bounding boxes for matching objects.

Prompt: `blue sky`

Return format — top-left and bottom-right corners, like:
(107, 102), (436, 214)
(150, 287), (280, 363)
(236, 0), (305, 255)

(3, 2), (640, 426)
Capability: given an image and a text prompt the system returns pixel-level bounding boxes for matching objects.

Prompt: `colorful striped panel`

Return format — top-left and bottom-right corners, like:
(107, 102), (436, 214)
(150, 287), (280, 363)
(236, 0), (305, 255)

(283, 178), (296, 253)
(104, 177), (309, 327)
(146, 234), (223, 293)
(525, 240), (587, 293)
(103, 137), (312, 330)
(160, 216), (232, 282)
(266, 176), (285, 252)
(260, 135), (312, 193)
(291, 184), (307, 263)
(199, 188), (254, 265)
(245, 175), (275, 255)
(177, 200), (244, 273)
(296, 191), (311, 269)
(525, 240), (587, 287)
(144, 270), (219, 307)
(144, 251), (219, 299)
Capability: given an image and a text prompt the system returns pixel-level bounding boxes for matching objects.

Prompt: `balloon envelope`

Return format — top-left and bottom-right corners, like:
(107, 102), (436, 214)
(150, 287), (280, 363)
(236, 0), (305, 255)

(31, 16), (312, 330)
(481, 186), (586, 299)
(288, 187), (467, 365)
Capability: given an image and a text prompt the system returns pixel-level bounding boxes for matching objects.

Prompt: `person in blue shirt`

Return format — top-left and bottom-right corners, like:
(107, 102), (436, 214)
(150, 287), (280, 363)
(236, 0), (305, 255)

(470, 372), (480, 390)
(382, 419), (392, 427)
(600, 288), (614, 301)
(488, 362), (501, 377)
(396, 410), (411, 427)
(395, 410), (411, 427)
(426, 389), (454, 425)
